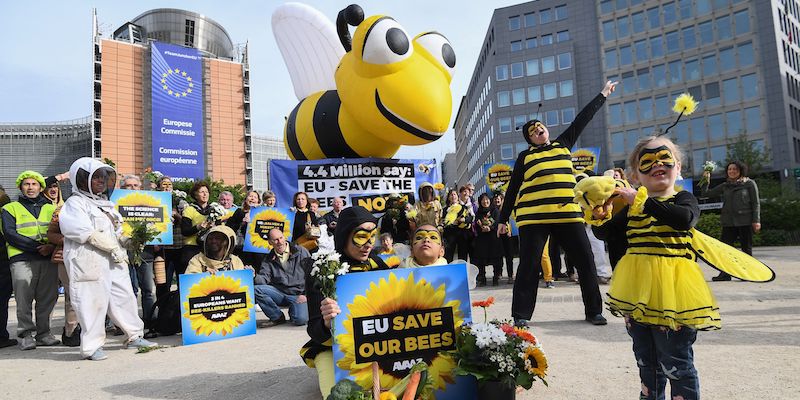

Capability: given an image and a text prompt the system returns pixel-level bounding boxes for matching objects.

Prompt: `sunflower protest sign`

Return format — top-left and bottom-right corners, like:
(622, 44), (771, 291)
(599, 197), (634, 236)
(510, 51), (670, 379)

(333, 263), (476, 399)
(570, 147), (601, 174)
(179, 270), (256, 346)
(483, 161), (514, 194)
(110, 189), (173, 245)
(243, 207), (295, 253)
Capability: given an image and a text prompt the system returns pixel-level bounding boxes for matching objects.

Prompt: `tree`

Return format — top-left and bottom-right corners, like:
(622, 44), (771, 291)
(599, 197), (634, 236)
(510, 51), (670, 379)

(173, 178), (246, 205)
(725, 134), (770, 174)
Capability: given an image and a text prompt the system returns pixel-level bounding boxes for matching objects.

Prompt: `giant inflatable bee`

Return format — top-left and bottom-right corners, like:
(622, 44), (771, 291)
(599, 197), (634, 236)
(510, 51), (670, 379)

(272, 3), (456, 160)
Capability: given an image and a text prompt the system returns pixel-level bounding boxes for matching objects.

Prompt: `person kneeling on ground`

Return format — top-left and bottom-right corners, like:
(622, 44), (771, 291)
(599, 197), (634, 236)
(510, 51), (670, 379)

(254, 228), (309, 326)
(59, 158), (157, 361)
(185, 225), (246, 274)
(400, 224), (447, 268)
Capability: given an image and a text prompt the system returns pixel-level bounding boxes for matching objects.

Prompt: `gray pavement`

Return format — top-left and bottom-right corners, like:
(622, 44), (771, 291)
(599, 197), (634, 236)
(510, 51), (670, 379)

(0, 246), (797, 399)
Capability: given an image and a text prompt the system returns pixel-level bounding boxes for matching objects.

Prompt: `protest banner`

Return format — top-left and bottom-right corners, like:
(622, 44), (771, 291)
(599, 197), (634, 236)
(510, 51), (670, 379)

(483, 161), (514, 194)
(333, 263), (475, 399)
(675, 178), (694, 194)
(110, 189), (173, 245)
(269, 158), (439, 213)
(570, 147), (601, 174)
(243, 207), (295, 253)
(179, 270), (256, 346)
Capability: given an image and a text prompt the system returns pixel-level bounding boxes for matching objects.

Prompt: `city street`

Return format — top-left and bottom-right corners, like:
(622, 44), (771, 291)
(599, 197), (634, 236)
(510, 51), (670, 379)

(1, 246), (797, 399)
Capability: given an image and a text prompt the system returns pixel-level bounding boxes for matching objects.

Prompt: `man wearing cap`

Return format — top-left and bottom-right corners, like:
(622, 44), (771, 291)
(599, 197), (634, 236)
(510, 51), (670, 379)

(1, 171), (60, 350)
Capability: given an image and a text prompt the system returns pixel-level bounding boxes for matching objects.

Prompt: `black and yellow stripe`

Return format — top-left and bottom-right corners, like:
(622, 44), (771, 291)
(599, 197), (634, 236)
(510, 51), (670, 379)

(283, 90), (398, 160)
(514, 141), (583, 226)
(625, 198), (696, 259)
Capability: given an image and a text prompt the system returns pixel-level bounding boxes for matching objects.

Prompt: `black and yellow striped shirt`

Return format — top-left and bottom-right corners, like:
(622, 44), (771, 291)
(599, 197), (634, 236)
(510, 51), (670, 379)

(499, 93), (606, 226)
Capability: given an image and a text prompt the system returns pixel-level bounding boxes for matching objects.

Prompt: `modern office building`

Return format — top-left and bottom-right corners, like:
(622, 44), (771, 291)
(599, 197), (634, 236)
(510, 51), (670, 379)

(441, 152), (459, 189)
(454, 0), (800, 189)
(0, 117), (92, 193)
(93, 8), (253, 186)
(251, 136), (289, 192)
(453, 1), (605, 190)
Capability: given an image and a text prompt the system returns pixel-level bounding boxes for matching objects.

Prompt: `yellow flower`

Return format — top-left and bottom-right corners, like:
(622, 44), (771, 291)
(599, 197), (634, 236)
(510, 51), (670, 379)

(115, 192), (170, 237)
(485, 163), (513, 192)
(443, 204), (461, 226)
(523, 346), (548, 378)
(383, 255), (401, 268)
(336, 272), (464, 391)
(247, 208), (291, 250)
(433, 182), (445, 191)
(182, 274), (253, 336)
(672, 93), (698, 116)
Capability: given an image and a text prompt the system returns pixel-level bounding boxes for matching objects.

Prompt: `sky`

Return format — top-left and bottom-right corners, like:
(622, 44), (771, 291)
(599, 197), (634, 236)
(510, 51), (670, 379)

(0, 0), (523, 162)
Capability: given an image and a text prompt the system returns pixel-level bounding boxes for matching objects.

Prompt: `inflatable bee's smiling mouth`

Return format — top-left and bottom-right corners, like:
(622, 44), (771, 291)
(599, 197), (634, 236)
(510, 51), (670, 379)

(375, 90), (442, 141)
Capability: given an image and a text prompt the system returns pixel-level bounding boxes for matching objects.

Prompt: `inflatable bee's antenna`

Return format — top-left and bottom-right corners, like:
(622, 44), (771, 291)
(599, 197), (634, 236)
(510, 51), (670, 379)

(337, 4), (364, 52)
(661, 93), (698, 137)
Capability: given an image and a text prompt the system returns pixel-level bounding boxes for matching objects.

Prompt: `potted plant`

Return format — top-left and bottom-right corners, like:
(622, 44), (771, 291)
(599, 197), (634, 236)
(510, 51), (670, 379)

(452, 297), (548, 399)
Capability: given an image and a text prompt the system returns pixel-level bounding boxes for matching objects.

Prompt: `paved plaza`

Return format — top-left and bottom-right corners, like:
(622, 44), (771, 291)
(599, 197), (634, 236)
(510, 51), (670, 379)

(1, 246), (797, 399)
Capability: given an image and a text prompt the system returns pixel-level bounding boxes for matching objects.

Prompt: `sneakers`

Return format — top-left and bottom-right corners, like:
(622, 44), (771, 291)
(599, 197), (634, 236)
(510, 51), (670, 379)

(545, 281), (555, 289)
(35, 335), (61, 346)
(513, 319), (529, 327)
(19, 336), (36, 350)
(125, 337), (158, 349)
(712, 272), (732, 281)
(568, 273), (579, 283)
(85, 347), (108, 361)
(0, 338), (18, 348)
(272, 314), (287, 326)
(586, 314), (608, 326)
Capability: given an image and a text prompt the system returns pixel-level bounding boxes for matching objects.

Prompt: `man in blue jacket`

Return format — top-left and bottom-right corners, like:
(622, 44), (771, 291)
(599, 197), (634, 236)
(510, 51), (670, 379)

(254, 228), (310, 326)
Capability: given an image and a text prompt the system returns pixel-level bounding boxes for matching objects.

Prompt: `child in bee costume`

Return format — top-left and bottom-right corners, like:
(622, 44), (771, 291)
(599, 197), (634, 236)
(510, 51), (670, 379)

(58, 158), (157, 360)
(498, 80), (617, 326)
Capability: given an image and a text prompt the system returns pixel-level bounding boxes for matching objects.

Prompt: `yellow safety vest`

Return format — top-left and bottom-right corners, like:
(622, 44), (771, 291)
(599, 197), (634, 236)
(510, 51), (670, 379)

(2, 201), (55, 259)
(182, 206), (207, 246)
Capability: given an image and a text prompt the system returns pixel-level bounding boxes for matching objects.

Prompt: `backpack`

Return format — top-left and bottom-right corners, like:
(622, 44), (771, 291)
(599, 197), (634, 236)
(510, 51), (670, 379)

(148, 290), (182, 336)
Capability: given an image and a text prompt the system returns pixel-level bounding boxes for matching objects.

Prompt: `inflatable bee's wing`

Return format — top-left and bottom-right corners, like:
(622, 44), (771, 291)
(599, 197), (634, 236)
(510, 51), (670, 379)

(691, 229), (775, 282)
(272, 3), (345, 100)
(392, 243), (411, 261)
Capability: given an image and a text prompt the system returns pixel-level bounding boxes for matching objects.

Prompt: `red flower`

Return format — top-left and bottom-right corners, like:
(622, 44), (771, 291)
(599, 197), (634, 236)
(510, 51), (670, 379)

(472, 297), (495, 308)
(500, 324), (515, 334)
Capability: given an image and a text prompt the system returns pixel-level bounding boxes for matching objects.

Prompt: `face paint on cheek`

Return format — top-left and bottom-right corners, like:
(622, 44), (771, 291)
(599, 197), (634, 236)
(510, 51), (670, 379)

(638, 145), (676, 174)
(352, 228), (379, 247)
(413, 230), (442, 246)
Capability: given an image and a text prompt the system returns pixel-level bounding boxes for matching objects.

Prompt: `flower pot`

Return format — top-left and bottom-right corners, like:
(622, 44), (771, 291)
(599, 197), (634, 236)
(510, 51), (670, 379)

(477, 380), (515, 400)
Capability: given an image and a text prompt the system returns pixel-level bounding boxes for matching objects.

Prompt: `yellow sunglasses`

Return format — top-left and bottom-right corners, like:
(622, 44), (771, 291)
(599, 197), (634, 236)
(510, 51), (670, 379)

(352, 228), (379, 247)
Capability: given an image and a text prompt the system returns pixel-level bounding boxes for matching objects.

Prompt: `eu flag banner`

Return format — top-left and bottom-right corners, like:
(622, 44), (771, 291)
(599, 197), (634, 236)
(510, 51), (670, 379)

(151, 42), (205, 179)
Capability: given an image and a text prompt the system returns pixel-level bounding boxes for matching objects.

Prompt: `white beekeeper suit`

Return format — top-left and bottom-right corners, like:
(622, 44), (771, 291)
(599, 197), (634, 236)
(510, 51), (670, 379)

(59, 158), (153, 359)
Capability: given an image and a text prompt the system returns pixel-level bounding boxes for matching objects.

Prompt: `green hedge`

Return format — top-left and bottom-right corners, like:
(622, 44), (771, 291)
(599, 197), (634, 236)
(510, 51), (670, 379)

(696, 208), (799, 246)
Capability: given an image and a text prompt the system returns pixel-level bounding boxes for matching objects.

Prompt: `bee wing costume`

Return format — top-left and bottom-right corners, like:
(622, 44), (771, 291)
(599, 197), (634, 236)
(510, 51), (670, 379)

(59, 157), (145, 357)
(273, 3), (456, 160)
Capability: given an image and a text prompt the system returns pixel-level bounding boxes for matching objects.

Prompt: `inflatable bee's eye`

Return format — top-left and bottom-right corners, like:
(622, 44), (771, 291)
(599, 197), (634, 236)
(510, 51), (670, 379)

(362, 17), (412, 65)
(415, 32), (456, 77)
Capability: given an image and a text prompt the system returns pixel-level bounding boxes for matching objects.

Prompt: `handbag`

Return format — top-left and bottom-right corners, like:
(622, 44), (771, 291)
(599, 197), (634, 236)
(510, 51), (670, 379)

(296, 213), (319, 251)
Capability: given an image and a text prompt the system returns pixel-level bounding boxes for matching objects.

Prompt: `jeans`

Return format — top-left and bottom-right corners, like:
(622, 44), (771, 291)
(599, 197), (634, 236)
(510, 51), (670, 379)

(10, 259), (59, 339)
(0, 262), (12, 341)
(254, 284), (308, 325)
(127, 250), (156, 322)
(626, 319), (700, 400)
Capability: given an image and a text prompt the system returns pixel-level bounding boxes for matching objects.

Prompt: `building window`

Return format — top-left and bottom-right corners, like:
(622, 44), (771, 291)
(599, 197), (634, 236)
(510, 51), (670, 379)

(705, 82), (721, 108)
(622, 72), (636, 95)
(526, 59), (540, 76)
(509, 16), (521, 31)
(543, 83), (557, 100)
(663, 2), (677, 25)
(558, 53), (572, 70)
(640, 97), (654, 119)
(744, 106), (760, 133)
(734, 9), (750, 35)
(560, 80), (574, 97)
(499, 117), (512, 133)
(719, 47), (735, 72)
(634, 40), (648, 63)
(710, 145), (726, 164)
(618, 16), (630, 38)
(650, 36), (664, 58)
(601, 1), (614, 14)
(542, 56), (556, 73)
(717, 15), (732, 41)
(524, 12), (536, 27)
(516, 142), (529, 154)
(708, 114), (725, 140)
(702, 53), (717, 75)
(555, 5), (568, 20)
(655, 95), (670, 117)
(511, 62), (524, 78)
(678, 0), (693, 18)
(557, 30), (570, 42)
(526, 37), (538, 49)
(647, 7), (660, 29)
(498, 91), (511, 107)
(669, 60), (682, 84)
(512, 88), (526, 105)
(632, 12), (646, 34)
(666, 31), (680, 54)
(741, 73), (758, 100)
(608, 103), (622, 126)
(501, 144), (515, 160)
(603, 20), (616, 41)
(691, 117), (706, 143)
(541, 34), (553, 45)
(698, 20), (713, 45)
(626, 129), (640, 152)
(511, 40), (523, 52)
(184, 19), (196, 46)
(528, 86), (541, 102)
(545, 110), (559, 126)
(727, 110), (743, 136)
(612, 132), (624, 153)
(540, 8), (553, 24)
(693, 148), (707, 173)
(638, 68), (651, 90)
(562, 107), (576, 124)
(514, 115), (528, 130)
(683, 26), (696, 50)
(620, 45), (633, 66)
(686, 59), (700, 81)
(624, 101), (637, 124)
(496, 65), (508, 81)
(738, 42), (754, 67)
(653, 64), (667, 87)
(697, 0), (712, 16)
(605, 48), (618, 69)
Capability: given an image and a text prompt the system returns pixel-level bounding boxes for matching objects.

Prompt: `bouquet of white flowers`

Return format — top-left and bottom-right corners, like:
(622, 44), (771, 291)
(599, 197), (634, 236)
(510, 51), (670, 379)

(699, 161), (717, 187)
(309, 250), (349, 299)
(207, 202), (227, 222)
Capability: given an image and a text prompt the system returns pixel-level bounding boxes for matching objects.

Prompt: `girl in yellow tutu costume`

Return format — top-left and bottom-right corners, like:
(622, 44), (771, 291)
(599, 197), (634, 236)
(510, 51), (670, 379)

(591, 136), (714, 400)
